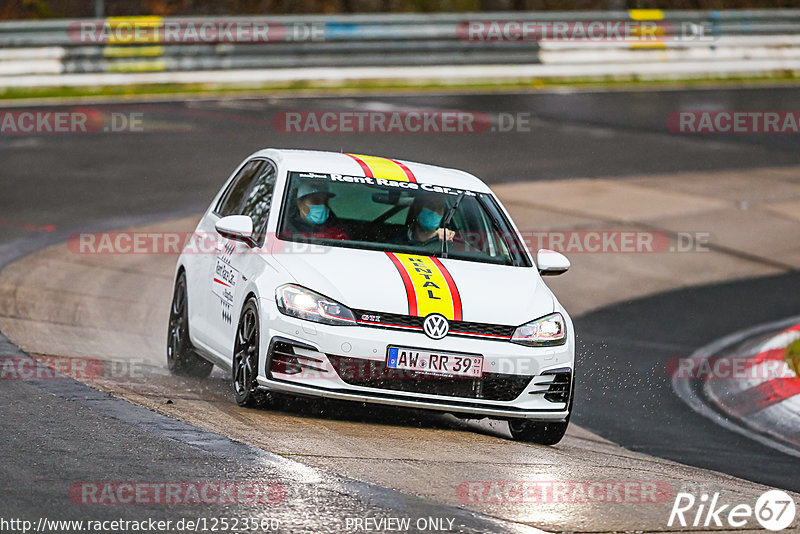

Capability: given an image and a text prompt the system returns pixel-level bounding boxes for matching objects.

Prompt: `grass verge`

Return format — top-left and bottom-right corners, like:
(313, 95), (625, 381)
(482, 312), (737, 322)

(1, 72), (800, 103)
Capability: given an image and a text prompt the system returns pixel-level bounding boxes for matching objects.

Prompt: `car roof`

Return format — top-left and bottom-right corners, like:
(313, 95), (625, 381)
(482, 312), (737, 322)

(250, 148), (493, 194)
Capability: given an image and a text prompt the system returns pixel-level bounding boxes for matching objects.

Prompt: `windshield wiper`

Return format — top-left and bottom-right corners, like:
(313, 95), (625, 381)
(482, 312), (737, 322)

(440, 191), (465, 258)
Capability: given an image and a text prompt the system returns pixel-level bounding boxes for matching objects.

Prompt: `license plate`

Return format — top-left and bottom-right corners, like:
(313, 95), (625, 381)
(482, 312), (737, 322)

(386, 346), (483, 378)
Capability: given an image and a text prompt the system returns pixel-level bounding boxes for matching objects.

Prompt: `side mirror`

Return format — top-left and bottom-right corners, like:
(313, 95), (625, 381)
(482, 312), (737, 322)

(537, 249), (570, 276)
(215, 215), (255, 247)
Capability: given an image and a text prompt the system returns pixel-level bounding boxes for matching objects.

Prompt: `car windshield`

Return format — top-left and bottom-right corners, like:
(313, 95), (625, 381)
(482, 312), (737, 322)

(277, 171), (531, 267)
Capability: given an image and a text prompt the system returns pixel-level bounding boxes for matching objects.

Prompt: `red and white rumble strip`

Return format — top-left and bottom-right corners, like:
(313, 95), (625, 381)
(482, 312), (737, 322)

(703, 322), (800, 451)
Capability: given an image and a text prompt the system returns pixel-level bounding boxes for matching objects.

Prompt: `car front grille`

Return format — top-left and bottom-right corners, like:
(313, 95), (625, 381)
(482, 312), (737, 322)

(326, 354), (531, 401)
(352, 309), (515, 341)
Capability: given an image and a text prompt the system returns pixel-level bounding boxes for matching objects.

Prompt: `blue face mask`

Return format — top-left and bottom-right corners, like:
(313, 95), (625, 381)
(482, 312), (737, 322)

(305, 204), (329, 225)
(418, 208), (442, 231)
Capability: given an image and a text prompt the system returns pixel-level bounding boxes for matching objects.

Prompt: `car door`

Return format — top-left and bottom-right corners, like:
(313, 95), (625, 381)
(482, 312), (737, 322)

(190, 158), (266, 353)
(206, 159), (278, 359)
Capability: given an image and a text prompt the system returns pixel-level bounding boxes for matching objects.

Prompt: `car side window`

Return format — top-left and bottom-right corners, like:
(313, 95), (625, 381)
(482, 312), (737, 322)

(240, 161), (278, 239)
(215, 160), (265, 217)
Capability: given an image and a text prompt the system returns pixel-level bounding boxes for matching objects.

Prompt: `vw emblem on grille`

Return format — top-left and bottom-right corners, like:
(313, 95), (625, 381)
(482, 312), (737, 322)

(423, 314), (449, 340)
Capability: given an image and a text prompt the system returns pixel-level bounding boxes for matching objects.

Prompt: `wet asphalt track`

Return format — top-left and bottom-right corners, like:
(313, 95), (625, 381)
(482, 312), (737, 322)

(577, 272), (800, 493)
(2, 86), (800, 526)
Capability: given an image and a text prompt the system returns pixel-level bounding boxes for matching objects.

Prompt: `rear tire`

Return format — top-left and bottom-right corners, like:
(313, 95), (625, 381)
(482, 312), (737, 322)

(167, 273), (213, 378)
(232, 298), (271, 407)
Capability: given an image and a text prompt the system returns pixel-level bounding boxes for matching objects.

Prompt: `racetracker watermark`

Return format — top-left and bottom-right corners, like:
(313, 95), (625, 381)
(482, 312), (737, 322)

(274, 111), (492, 134)
(67, 231), (328, 255)
(668, 111), (800, 134)
(520, 230), (711, 253)
(0, 355), (145, 380)
(69, 481), (286, 505)
(668, 355), (797, 380)
(457, 19), (713, 43)
(0, 109), (143, 135)
(67, 230), (712, 255)
(457, 480), (674, 504)
(273, 111), (584, 134)
(69, 18), (323, 44)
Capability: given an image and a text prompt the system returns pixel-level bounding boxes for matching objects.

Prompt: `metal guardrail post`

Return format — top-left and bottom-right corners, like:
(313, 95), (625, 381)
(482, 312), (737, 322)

(94, 0), (105, 20)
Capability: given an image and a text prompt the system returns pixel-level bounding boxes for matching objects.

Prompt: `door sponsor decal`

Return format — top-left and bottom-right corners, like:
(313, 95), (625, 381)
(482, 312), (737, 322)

(213, 253), (238, 324)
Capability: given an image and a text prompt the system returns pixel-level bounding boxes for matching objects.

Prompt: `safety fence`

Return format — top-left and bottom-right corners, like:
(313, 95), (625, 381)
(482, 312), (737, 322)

(1, 9), (799, 87)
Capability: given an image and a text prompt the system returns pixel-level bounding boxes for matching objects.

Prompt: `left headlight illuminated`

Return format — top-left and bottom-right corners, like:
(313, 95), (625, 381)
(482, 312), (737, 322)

(275, 284), (356, 326)
(511, 312), (567, 347)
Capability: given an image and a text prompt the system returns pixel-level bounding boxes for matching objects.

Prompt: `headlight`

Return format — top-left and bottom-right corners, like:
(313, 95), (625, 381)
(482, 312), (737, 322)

(275, 284), (356, 326)
(511, 312), (566, 346)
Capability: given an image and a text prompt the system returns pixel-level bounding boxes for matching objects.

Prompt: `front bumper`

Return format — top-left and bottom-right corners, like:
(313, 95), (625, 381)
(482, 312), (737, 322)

(256, 299), (574, 420)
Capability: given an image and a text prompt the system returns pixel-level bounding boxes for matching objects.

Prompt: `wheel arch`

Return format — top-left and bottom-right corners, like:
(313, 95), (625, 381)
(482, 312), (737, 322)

(239, 290), (260, 319)
(235, 290), (261, 340)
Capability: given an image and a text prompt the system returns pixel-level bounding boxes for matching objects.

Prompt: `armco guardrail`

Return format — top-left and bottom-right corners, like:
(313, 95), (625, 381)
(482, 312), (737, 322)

(1, 10), (800, 87)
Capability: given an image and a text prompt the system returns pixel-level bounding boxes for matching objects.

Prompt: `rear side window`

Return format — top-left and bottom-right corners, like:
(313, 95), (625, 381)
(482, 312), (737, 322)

(215, 160), (265, 217)
(240, 161), (278, 237)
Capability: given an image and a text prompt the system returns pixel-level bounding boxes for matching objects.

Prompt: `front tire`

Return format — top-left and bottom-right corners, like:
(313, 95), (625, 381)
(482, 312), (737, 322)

(232, 298), (270, 407)
(508, 418), (569, 445)
(167, 273), (213, 378)
(509, 378), (574, 445)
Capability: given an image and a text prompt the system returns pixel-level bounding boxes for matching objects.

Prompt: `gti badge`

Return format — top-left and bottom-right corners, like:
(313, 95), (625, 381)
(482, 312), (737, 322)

(423, 313), (449, 340)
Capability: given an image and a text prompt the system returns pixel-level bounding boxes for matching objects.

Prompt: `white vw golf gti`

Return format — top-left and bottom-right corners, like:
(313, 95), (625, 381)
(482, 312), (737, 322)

(168, 149), (574, 444)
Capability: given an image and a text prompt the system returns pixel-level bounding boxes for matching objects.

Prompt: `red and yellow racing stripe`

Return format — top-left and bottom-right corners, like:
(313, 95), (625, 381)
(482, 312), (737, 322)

(385, 252), (462, 320)
(345, 153), (416, 183)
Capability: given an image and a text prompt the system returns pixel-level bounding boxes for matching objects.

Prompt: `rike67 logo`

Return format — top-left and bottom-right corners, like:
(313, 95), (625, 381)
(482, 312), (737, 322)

(669, 490), (796, 531)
